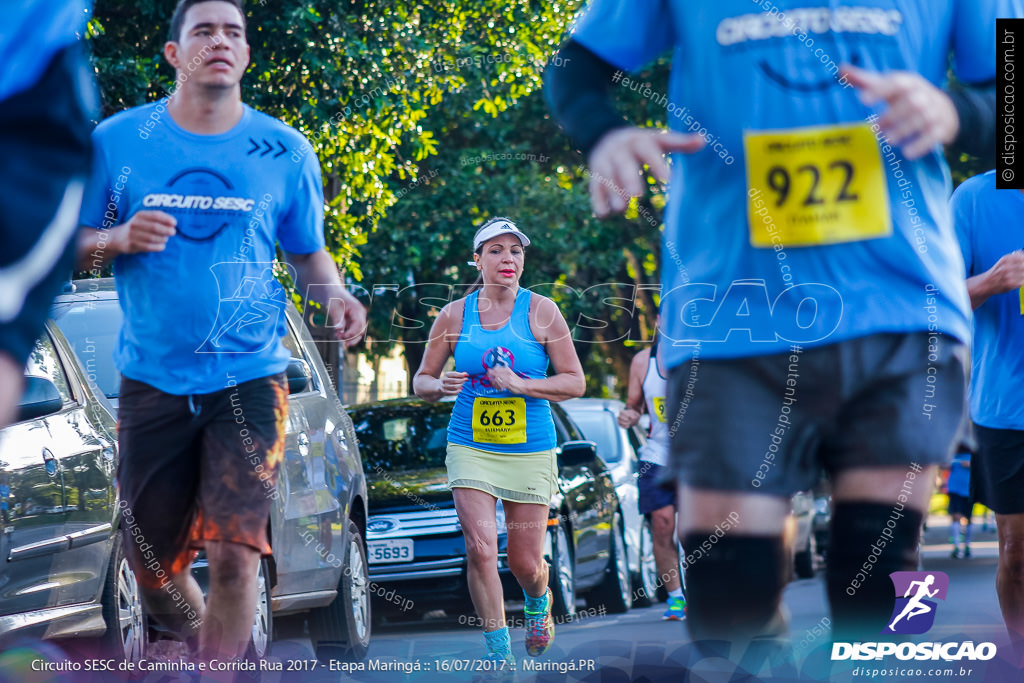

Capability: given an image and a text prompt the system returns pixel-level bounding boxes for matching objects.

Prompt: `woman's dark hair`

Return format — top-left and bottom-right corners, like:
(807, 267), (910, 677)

(468, 216), (519, 294)
(168, 0), (246, 42)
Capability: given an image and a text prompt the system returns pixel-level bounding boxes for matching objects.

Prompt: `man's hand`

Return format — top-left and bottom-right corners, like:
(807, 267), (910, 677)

(983, 251), (1024, 296)
(841, 64), (959, 160)
(115, 210), (177, 254)
(618, 407), (641, 428)
(587, 128), (705, 217)
(327, 289), (368, 348)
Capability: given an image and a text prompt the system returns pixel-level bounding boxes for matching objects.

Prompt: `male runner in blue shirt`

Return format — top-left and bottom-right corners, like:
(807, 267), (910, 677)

(547, 0), (1011, 657)
(953, 170), (1024, 651)
(75, 0), (366, 665)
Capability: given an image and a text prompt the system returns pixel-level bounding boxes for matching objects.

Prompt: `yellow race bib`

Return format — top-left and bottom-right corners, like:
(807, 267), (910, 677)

(745, 123), (892, 248)
(652, 396), (667, 423)
(472, 397), (527, 445)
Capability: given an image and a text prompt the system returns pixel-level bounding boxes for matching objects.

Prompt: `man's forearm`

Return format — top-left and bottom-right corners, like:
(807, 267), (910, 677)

(966, 272), (995, 310)
(75, 226), (122, 272)
(946, 82), (996, 159)
(544, 39), (630, 157)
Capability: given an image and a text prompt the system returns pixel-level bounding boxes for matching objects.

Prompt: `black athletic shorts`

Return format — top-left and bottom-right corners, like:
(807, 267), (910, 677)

(638, 461), (676, 514)
(117, 373), (287, 590)
(668, 332), (969, 496)
(0, 44), (94, 366)
(971, 423), (1024, 515)
(947, 493), (973, 519)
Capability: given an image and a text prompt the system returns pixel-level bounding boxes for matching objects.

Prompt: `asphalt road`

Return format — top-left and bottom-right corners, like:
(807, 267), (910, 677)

(240, 516), (1018, 683)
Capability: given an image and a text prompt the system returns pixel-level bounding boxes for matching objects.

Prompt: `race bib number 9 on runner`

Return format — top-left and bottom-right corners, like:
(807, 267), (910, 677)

(472, 397), (527, 445)
(745, 123), (892, 248)
(652, 396), (667, 423)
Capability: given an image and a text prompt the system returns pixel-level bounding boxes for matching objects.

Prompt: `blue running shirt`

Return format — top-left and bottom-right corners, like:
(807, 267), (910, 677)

(79, 102), (325, 394)
(448, 289), (557, 452)
(0, 2), (90, 102)
(571, 1), (1010, 367)
(953, 170), (1024, 430)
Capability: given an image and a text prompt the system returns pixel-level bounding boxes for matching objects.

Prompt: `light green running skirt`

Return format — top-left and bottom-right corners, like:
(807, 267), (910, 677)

(446, 443), (558, 504)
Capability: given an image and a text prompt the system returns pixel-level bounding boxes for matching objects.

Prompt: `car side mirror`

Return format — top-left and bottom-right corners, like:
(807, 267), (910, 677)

(18, 376), (63, 422)
(557, 440), (597, 467)
(286, 358), (312, 395)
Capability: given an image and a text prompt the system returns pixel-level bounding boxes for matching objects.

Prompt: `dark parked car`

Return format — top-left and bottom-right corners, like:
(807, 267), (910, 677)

(16, 277), (372, 664)
(561, 398), (660, 605)
(350, 398), (632, 622)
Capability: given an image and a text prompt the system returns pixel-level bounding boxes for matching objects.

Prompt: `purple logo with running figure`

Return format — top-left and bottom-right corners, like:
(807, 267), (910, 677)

(883, 571), (949, 635)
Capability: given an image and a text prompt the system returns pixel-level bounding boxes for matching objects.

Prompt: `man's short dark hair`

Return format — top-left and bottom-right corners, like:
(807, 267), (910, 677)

(168, 0), (246, 43)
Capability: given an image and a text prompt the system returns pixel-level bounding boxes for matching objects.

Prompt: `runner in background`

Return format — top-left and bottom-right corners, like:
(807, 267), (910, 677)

(946, 453), (973, 559)
(617, 318), (685, 619)
(953, 169), (1024, 654)
(546, 0), (1009, 662)
(0, 1), (94, 427)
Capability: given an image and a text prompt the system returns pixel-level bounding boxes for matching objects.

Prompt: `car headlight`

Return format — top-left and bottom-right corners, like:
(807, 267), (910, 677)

(814, 497), (830, 516)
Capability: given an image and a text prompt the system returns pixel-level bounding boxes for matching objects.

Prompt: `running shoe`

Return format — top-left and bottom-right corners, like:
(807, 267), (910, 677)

(524, 587), (554, 656)
(663, 595), (687, 620)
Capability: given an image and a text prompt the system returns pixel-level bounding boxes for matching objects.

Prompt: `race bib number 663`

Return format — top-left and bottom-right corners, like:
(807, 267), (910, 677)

(472, 397), (527, 445)
(745, 123), (892, 248)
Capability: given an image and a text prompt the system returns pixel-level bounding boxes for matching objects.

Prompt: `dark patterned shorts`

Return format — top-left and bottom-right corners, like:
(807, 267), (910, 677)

(116, 373), (287, 589)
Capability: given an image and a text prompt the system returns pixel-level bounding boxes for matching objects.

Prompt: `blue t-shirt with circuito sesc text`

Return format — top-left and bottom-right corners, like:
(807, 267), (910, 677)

(79, 102), (325, 395)
(571, 0), (1016, 367)
(953, 170), (1024, 431)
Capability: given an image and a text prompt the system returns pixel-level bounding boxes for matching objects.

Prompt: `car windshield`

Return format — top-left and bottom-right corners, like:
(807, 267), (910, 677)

(568, 409), (622, 464)
(353, 404), (452, 471)
(52, 297), (122, 400)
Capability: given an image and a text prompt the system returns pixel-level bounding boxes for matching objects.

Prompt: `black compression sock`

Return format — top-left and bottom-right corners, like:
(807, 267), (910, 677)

(682, 533), (788, 643)
(826, 501), (923, 641)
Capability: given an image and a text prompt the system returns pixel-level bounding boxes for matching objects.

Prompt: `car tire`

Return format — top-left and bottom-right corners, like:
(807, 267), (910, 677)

(587, 512), (632, 614)
(794, 534), (815, 579)
(308, 519), (371, 664)
(98, 532), (146, 664)
(243, 558), (273, 660)
(547, 520), (576, 619)
(632, 518), (658, 608)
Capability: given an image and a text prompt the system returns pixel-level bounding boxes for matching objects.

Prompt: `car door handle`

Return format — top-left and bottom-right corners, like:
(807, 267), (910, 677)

(297, 432), (310, 457)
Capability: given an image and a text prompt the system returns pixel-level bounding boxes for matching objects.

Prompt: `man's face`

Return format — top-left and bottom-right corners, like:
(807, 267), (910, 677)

(166, 1), (250, 90)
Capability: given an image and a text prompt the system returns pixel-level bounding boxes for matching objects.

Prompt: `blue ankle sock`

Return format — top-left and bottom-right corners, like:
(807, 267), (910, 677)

(524, 589), (547, 613)
(483, 626), (511, 656)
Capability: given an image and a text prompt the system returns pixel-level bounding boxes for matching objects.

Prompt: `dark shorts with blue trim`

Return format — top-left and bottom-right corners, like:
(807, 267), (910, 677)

(0, 44), (93, 366)
(117, 373), (287, 589)
(668, 332), (969, 496)
(638, 461), (676, 514)
(971, 424), (1024, 515)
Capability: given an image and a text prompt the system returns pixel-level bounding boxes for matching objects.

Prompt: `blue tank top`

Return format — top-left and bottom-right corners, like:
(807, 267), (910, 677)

(448, 289), (556, 452)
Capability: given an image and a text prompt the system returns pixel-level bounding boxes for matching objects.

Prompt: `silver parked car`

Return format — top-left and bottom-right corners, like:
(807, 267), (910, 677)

(33, 278), (371, 664)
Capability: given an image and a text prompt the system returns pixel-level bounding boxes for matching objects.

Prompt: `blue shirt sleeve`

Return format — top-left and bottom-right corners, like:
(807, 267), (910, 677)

(277, 140), (326, 255)
(571, 0), (674, 72)
(951, 178), (978, 277)
(953, 0), (1020, 84)
(79, 130), (114, 230)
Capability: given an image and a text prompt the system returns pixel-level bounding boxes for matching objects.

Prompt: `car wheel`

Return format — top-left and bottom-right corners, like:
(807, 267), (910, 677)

(632, 518), (658, 607)
(308, 519), (371, 663)
(243, 558), (273, 660)
(99, 533), (146, 664)
(587, 512), (632, 614)
(794, 533), (815, 579)
(547, 520), (576, 619)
